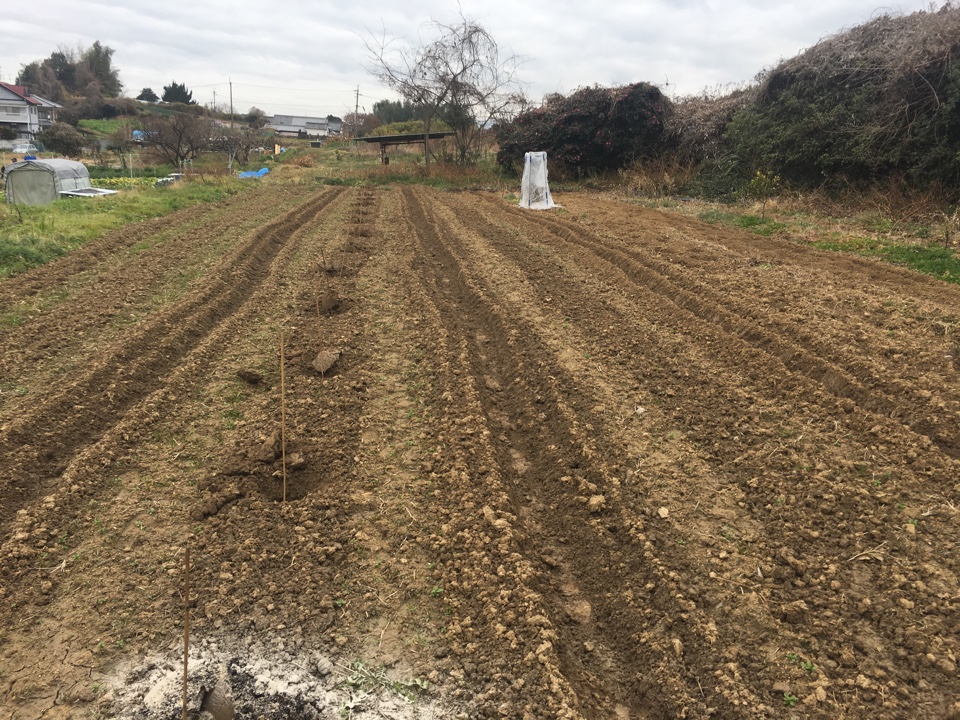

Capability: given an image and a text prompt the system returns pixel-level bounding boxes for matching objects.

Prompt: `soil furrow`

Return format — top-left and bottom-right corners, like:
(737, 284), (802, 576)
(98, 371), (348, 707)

(0, 187), (307, 395)
(402, 187), (730, 719)
(0, 185), (287, 307)
(0, 188), (345, 529)
(493, 201), (960, 460)
(1, 185), (957, 720)
(450, 191), (959, 717)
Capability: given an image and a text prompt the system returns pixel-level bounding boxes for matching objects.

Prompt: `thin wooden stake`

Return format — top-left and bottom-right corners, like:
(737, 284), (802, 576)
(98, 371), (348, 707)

(314, 270), (321, 321)
(280, 332), (287, 503)
(182, 544), (190, 720)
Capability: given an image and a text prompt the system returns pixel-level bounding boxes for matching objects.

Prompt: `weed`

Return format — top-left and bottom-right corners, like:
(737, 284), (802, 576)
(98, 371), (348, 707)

(721, 524), (739, 541)
(339, 660), (428, 702)
(801, 660), (816, 673)
(786, 652), (799, 664)
(783, 692), (798, 707)
(429, 586), (443, 598)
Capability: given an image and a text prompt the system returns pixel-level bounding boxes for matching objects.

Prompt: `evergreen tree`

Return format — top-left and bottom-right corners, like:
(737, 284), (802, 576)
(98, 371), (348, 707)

(162, 81), (195, 104)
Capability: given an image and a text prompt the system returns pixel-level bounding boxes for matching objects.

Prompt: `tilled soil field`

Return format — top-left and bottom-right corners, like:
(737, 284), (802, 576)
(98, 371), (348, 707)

(1, 185), (958, 720)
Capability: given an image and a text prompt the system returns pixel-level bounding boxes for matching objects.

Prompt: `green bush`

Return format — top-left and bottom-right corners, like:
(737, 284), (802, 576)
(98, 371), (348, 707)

(36, 122), (86, 157)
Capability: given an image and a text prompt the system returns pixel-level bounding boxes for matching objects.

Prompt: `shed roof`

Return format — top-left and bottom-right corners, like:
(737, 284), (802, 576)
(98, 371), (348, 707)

(4, 158), (89, 179)
(3, 159), (98, 205)
(354, 131), (456, 145)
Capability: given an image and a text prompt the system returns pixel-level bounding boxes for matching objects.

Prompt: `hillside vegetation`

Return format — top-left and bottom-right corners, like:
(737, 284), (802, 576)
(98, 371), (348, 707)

(496, 3), (960, 200)
(722, 3), (960, 190)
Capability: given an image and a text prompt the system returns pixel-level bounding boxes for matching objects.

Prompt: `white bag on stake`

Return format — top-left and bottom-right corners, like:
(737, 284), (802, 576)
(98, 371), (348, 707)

(519, 151), (555, 210)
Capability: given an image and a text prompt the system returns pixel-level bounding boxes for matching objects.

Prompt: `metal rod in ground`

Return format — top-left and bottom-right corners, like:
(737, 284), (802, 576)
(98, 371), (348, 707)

(182, 544), (190, 720)
(280, 332), (287, 503)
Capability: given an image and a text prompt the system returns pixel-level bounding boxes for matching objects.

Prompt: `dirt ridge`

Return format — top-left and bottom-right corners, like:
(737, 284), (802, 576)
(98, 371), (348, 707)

(0, 188), (345, 530)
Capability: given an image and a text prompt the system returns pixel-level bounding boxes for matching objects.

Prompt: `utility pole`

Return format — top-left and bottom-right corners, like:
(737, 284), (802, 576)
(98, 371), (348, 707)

(354, 85), (360, 137)
(213, 90), (217, 114)
(229, 78), (234, 125)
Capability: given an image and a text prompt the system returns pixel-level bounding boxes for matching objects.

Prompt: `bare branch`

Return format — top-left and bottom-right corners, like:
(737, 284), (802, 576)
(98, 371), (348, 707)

(364, 12), (523, 168)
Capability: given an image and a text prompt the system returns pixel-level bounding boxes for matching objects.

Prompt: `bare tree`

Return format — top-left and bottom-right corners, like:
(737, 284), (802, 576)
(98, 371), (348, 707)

(142, 112), (214, 167)
(343, 112), (382, 136)
(365, 14), (523, 171)
(107, 122), (135, 170)
(214, 124), (264, 171)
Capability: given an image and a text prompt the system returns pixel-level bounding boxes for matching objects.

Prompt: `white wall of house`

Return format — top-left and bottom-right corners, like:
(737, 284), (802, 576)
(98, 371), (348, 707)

(0, 104), (39, 135)
(0, 86), (54, 139)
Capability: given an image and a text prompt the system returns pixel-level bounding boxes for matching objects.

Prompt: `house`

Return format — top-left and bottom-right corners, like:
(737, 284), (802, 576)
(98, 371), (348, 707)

(0, 82), (61, 141)
(268, 114), (342, 138)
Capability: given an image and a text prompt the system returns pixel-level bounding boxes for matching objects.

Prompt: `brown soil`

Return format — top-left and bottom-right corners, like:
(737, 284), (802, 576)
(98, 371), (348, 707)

(1, 186), (958, 719)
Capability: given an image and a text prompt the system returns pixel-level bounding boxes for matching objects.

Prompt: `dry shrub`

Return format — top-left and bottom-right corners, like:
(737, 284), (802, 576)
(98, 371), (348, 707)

(763, 4), (960, 126)
(288, 154), (317, 168)
(620, 157), (698, 198)
(777, 176), (954, 222)
(429, 162), (504, 187)
(665, 86), (756, 165)
(728, 4), (960, 187)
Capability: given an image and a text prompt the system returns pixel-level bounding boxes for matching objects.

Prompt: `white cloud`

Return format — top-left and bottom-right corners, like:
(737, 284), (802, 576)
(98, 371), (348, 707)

(1, 0), (943, 116)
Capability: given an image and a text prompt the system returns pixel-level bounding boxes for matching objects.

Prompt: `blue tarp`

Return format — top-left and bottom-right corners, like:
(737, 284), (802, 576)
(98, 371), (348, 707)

(238, 167), (270, 179)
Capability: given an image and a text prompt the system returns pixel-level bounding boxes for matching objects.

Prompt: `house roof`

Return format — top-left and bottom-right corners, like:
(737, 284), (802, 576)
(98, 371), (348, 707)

(0, 83), (40, 105)
(0, 82), (62, 108)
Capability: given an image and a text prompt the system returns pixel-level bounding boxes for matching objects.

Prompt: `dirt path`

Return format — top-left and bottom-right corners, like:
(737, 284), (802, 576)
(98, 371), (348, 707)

(0, 186), (957, 719)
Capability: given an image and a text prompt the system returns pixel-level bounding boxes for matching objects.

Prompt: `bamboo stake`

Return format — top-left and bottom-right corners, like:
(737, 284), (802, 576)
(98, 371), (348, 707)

(182, 544), (190, 720)
(280, 332), (287, 503)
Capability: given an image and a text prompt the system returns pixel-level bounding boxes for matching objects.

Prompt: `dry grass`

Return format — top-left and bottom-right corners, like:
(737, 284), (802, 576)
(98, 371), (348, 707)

(619, 157), (699, 198)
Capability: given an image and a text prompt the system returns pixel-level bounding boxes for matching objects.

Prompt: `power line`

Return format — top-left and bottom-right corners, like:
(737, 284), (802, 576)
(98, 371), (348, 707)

(232, 82), (362, 93)
(232, 97), (354, 112)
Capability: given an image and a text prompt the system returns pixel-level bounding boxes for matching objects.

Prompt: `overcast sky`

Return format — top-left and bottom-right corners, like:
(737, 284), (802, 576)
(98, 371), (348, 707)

(1, 1), (944, 118)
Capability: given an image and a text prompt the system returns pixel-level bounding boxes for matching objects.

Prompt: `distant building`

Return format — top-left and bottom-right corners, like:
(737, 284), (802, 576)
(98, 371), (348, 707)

(0, 83), (61, 141)
(268, 114), (342, 138)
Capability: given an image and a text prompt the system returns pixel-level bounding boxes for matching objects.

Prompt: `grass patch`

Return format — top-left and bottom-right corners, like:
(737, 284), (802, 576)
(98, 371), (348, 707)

(665, 198), (960, 285)
(733, 214), (788, 235)
(699, 209), (787, 236)
(0, 234), (70, 277)
(814, 237), (960, 282)
(0, 178), (247, 277)
(77, 118), (136, 135)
